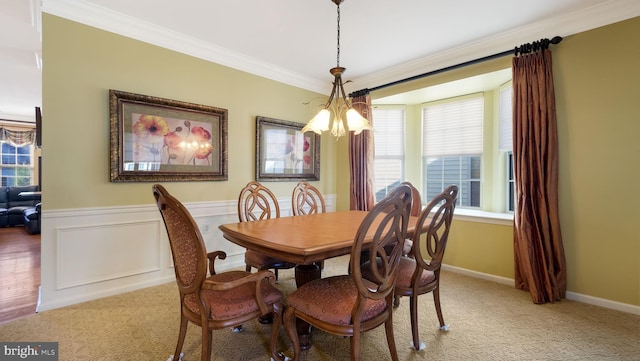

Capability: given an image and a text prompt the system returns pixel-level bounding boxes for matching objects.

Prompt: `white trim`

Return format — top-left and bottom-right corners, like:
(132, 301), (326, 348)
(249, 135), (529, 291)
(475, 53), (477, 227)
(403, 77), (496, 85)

(453, 208), (513, 226)
(565, 291), (640, 315)
(41, 0), (326, 93)
(354, 0), (640, 90)
(40, 0), (640, 94)
(443, 264), (640, 315)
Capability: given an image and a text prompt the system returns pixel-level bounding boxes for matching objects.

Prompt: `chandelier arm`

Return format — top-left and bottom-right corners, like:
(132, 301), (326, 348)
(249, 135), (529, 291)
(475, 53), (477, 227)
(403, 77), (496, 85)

(337, 77), (352, 109)
(324, 82), (338, 109)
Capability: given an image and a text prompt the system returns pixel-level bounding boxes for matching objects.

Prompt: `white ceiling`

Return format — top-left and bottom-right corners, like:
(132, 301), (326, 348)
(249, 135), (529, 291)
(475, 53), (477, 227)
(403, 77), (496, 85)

(1, 0), (639, 121)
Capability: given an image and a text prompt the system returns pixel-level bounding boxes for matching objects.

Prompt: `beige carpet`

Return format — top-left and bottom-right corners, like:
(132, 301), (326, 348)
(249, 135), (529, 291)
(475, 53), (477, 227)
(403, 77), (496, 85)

(0, 255), (638, 361)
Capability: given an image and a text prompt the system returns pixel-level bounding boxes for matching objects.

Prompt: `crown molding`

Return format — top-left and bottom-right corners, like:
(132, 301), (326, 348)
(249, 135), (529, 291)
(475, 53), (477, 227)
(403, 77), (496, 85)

(41, 0), (327, 93)
(42, 0), (639, 94)
(354, 0), (640, 91)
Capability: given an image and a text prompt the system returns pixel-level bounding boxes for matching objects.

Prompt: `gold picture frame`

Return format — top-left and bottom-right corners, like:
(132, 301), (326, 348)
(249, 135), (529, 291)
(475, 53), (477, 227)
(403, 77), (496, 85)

(109, 89), (228, 182)
(256, 116), (320, 182)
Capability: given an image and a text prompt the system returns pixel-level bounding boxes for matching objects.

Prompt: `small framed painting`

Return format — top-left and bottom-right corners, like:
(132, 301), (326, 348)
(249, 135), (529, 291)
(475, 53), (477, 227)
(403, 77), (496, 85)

(109, 89), (228, 182)
(256, 116), (320, 182)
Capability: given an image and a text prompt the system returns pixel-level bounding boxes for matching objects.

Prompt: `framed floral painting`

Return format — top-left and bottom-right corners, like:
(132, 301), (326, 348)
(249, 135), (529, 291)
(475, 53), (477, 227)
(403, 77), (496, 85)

(109, 89), (228, 182)
(256, 116), (320, 182)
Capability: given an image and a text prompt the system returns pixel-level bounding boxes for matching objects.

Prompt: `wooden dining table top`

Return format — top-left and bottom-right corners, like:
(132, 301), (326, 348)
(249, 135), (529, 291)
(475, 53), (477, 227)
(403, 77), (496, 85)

(219, 210), (418, 265)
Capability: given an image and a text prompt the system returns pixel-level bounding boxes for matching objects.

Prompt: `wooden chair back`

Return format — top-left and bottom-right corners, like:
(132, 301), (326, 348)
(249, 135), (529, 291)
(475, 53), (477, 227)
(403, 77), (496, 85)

(412, 184), (458, 272)
(238, 181), (280, 222)
(238, 181), (294, 279)
(153, 184), (207, 293)
(291, 181), (326, 216)
(353, 184), (413, 300)
(406, 182), (422, 217)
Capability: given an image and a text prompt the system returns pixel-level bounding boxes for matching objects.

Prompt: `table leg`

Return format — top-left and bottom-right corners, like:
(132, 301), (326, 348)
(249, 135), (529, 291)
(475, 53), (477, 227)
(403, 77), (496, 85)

(293, 263), (322, 350)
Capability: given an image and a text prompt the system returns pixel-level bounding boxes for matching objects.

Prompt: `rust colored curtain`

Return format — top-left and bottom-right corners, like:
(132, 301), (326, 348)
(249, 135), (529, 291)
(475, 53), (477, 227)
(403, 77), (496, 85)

(348, 95), (375, 211)
(512, 49), (566, 304)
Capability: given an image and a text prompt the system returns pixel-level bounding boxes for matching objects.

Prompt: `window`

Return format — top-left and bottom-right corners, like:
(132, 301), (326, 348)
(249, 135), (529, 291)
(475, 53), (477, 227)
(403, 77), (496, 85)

(372, 107), (405, 202)
(1, 142), (34, 186)
(422, 96), (483, 208)
(506, 151), (515, 212)
(372, 68), (513, 216)
(499, 84), (515, 212)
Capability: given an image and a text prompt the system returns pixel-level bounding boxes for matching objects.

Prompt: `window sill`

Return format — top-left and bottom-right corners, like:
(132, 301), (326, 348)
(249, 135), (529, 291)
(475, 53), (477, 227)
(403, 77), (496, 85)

(453, 208), (513, 226)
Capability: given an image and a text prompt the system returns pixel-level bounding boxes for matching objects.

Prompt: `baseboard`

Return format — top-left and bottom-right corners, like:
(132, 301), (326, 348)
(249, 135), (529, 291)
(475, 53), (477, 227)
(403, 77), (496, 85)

(38, 276), (175, 312)
(442, 264), (640, 315)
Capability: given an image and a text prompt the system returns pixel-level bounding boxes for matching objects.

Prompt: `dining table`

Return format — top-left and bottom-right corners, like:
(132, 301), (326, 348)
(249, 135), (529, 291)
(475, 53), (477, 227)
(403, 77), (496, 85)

(218, 209), (419, 349)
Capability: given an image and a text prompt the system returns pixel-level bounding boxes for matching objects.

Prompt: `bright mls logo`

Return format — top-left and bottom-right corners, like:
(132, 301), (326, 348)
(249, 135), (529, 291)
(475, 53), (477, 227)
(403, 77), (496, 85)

(1, 342), (58, 360)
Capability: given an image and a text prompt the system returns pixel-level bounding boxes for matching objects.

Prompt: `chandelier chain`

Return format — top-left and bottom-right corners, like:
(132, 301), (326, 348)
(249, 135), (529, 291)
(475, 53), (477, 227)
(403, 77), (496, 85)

(336, 3), (341, 67)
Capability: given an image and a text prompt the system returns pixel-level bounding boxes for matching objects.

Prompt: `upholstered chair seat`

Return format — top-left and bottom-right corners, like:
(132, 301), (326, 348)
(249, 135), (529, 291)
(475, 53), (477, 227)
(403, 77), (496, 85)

(285, 276), (387, 325)
(363, 257), (437, 292)
(182, 270), (283, 321)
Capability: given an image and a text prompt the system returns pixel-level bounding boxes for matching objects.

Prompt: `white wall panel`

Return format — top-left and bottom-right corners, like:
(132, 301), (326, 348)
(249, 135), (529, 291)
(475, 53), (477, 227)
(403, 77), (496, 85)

(38, 195), (337, 312)
(56, 220), (162, 289)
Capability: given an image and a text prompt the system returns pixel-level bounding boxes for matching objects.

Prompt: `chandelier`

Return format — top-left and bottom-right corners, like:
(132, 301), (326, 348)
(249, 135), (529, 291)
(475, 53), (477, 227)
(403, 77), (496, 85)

(301, 0), (372, 138)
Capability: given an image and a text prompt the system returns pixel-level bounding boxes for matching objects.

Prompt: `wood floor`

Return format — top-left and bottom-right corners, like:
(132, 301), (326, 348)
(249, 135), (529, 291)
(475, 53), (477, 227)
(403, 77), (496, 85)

(0, 226), (40, 325)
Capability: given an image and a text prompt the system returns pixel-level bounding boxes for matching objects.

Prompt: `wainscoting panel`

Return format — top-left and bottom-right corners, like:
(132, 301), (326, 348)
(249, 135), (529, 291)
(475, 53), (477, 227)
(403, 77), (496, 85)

(56, 220), (162, 290)
(38, 194), (336, 312)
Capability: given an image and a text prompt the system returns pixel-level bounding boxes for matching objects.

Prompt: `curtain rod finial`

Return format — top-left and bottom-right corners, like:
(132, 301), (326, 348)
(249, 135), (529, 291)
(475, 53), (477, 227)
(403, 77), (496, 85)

(550, 36), (563, 44)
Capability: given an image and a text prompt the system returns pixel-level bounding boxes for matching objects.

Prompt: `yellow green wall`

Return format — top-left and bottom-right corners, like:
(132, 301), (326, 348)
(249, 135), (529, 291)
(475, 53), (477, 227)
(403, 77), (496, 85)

(372, 17), (640, 306)
(42, 15), (337, 208)
(553, 17), (640, 305)
(43, 13), (639, 307)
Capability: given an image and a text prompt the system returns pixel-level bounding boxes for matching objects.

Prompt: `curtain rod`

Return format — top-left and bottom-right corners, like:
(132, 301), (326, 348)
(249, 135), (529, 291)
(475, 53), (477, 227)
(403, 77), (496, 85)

(350, 36), (562, 98)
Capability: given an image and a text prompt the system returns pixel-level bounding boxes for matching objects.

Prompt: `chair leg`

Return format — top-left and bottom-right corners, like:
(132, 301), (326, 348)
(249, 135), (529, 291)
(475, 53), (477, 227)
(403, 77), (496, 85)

(173, 314), (188, 360)
(409, 295), (423, 351)
(350, 329), (361, 361)
(393, 294), (401, 308)
(283, 306), (301, 361)
(384, 314), (400, 361)
(201, 327), (213, 361)
(433, 287), (448, 330)
(270, 302), (285, 361)
(246, 264), (252, 272)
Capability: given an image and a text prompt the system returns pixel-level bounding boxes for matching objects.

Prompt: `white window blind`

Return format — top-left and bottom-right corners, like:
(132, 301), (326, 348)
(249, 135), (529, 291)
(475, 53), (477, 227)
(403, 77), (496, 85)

(372, 108), (405, 201)
(499, 85), (513, 152)
(422, 96), (483, 157)
(374, 108), (404, 158)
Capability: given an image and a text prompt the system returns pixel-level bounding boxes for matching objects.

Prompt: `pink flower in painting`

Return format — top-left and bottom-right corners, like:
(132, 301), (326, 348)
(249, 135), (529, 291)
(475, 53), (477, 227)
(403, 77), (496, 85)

(163, 132), (183, 149)
(191, 126), (211, 142)
(303, 137), (310, 152)
(304, 155), (311, 165)
(133, 115), (169, 138)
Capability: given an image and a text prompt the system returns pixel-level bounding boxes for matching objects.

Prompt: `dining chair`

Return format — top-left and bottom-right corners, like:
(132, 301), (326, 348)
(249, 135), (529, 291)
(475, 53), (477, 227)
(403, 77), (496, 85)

(291, 181), (326, 216)
(273, 183), (413, 361)
(291, 181), (326, 271)
(152, 184), (283, 361)
(390, 182), (423, 306)
(398, 181), (423, 256)
(239, 181), (296, 281)
(385, 184), (458, 351)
